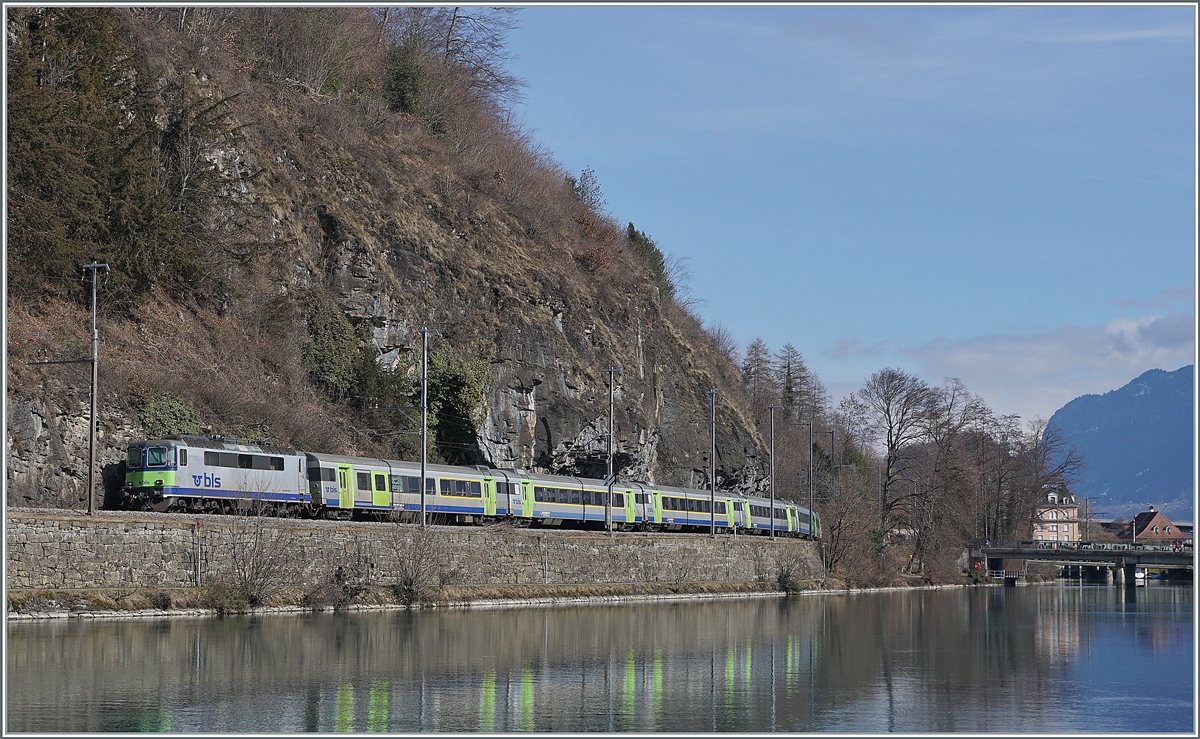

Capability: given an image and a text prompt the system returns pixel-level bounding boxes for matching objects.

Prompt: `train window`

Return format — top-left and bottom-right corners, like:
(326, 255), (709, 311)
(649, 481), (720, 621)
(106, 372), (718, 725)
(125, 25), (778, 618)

(391, 475), (419, 493)
(553, 488), (566, 504)
(127, 447), (143, 467)
(357, 472), (372, 491)
(614, 493), (624, 507)
(716, 502), (726, 514)
(440, 479), (482, 498)
(204, 451), (233, 468)
(427, 478), (436, 494)
(571, 489), (580, 505)
(178, 449), (187, 466)
(534, 487), (544, 502)
(582, 491), (592, 505)
(375, 474), (387, 492)
(147, 447), (167, 467)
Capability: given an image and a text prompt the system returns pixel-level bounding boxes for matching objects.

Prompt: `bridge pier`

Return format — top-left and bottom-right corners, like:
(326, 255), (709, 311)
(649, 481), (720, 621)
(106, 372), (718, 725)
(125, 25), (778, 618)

(1114, 559), (1138, 587)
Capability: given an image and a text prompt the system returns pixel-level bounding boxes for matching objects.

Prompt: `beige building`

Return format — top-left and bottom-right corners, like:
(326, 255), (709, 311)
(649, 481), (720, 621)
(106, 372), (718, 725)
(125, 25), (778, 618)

(1033, 484), (1080, 542)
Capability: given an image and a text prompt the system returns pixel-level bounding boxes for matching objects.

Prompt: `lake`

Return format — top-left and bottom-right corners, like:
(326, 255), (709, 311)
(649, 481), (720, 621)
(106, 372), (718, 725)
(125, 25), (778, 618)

(6, 583), (1193, 732)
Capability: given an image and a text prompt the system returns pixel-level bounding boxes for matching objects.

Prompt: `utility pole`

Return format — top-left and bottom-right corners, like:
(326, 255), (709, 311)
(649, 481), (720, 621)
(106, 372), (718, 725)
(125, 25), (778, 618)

(83, 262), (109, 515)
(709, 389), (718, 538)
(418, 327), (438, 529)
(827, 430), (835, 502)
(602, 367), (620, 537)
(767, 405), (782, 540)
(800, 420), (813, 528)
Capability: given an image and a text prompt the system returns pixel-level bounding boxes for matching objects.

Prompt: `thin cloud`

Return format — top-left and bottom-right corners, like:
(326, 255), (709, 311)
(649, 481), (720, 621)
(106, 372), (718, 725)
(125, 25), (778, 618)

(826, 337), (889, 360)
(783, 17), (918, 56)
(1113, 282), (1196, 310)
(903, 313), (1195, 420)
(1043, 28), (1193, 43)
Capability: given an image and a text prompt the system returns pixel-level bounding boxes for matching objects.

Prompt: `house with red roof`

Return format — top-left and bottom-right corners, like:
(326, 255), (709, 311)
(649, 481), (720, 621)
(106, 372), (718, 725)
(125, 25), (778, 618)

(1117, 506), (1191, 543)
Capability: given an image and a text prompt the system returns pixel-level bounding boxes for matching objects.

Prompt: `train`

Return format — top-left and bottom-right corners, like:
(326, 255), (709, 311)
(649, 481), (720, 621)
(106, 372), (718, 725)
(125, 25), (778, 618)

(121, 434), (821, 539)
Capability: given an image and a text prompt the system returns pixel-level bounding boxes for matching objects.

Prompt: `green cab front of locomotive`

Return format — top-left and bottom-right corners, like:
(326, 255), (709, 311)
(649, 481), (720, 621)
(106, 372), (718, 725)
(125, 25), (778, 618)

(123, 439), (186, 506)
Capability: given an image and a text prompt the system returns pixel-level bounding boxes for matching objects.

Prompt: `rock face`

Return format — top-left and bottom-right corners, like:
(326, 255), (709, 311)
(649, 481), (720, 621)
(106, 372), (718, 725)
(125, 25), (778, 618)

(4, 9), (769, 509)
(6, 394), (138, 510)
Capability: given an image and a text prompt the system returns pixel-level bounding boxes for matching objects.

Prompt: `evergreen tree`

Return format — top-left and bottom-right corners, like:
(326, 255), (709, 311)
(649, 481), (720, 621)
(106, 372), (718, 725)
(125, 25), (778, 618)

(6, 8), (202, 308)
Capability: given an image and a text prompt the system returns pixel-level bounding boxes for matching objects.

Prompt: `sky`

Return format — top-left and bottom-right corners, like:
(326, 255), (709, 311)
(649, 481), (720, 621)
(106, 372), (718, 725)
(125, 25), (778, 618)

(503, 4), (1196, 423)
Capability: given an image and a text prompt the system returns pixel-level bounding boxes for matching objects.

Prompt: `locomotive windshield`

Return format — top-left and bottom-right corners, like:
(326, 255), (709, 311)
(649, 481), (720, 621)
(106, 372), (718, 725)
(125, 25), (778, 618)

(146, 447), (168, 466)
(127, 447), (143, 467)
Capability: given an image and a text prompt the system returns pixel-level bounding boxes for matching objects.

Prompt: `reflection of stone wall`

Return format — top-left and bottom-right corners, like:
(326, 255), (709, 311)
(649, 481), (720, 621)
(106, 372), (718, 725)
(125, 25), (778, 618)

(5, 509), (820, 591)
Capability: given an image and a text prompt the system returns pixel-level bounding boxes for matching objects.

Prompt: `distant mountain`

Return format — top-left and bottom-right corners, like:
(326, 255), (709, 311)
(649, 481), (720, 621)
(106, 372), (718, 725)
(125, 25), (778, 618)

(1048, 365), (1194, 522)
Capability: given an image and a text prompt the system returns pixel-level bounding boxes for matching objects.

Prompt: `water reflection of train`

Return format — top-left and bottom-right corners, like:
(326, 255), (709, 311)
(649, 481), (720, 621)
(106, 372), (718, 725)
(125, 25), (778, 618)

(121, 435), (821, 538)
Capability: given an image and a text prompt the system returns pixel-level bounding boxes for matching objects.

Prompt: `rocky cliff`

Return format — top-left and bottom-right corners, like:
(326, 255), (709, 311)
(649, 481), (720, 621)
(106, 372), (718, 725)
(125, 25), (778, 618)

(6, 8), (768, 509)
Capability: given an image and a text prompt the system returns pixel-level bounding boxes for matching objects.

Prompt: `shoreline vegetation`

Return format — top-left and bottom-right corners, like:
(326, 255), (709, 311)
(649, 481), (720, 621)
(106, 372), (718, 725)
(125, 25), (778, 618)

(7, 578), (987, 622)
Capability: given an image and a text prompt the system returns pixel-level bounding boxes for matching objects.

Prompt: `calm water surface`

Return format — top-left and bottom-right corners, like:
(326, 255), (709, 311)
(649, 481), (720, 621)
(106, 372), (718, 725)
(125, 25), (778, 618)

(6, 583), (1193, 732)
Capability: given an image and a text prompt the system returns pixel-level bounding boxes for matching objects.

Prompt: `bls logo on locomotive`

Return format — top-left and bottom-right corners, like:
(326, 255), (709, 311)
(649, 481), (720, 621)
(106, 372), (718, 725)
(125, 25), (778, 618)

(192, 473), (222, 488)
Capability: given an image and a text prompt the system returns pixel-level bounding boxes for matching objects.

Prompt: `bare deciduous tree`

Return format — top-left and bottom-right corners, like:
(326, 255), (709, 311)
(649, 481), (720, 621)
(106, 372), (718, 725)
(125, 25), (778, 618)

(210, 498), (298, 609)
(741, 337), (778, 418)
(841, 368), (934, 525)
(385, 523), (460, 607)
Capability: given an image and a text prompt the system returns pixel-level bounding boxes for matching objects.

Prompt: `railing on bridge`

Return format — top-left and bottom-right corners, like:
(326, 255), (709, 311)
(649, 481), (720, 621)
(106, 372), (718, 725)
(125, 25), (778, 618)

(985, 541), (1192, 554)
(986, 569), (1027, 581)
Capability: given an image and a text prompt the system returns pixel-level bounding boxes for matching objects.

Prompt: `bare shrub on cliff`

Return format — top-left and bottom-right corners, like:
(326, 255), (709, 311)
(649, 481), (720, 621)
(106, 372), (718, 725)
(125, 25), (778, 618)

(302, 562), (370, 610)
(207, 498), (298, 610)
(385, 524), (460, 607)
(775, 542), (815, 592)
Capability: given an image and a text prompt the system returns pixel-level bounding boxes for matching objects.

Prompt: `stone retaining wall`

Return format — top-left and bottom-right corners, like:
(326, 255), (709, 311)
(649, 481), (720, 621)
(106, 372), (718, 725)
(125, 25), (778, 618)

(5, 509), (821, 592)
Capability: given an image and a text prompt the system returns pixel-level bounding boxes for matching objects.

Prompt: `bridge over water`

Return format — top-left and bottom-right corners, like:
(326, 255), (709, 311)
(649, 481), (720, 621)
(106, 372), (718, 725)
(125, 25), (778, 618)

(974, 541), (1193, 585)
